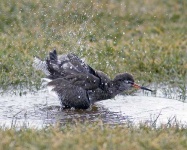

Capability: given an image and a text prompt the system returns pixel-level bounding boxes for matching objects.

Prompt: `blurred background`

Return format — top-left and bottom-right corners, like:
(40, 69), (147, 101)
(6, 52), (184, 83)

(0, 0), (186, 100)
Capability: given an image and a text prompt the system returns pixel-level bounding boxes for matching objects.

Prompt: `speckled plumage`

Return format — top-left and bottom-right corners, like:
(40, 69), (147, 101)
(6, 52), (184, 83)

(33, 49), (135, 109)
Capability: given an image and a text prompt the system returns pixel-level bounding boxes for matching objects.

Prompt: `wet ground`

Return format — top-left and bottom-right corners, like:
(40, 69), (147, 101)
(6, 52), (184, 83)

(0, 88), (187, 128)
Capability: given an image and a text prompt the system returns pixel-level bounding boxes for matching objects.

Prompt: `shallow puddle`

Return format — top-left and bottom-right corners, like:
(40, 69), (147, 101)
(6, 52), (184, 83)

(0, 88), (187, 128)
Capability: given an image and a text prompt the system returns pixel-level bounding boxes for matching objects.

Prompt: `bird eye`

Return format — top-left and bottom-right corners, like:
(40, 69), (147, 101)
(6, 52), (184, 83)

(125, 80), (133, 84)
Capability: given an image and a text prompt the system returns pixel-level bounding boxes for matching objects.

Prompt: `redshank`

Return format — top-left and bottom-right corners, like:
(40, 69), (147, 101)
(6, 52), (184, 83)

(33, 49), (152, 109)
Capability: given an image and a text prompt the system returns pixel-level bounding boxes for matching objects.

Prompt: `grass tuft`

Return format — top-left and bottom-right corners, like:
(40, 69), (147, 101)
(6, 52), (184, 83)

(0, 122), (187, 150)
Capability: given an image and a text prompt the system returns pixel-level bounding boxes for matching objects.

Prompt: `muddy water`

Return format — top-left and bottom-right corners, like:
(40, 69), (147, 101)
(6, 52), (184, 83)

(0, 88), (187, 128)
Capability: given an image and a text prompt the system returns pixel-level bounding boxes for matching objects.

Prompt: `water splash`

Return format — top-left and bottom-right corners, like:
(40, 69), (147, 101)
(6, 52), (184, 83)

(0, 85), (187, 128)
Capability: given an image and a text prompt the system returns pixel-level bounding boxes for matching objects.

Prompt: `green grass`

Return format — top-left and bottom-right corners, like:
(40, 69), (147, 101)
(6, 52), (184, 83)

(0, 0), (186, 92)
(0, 122), (187, 150)
(0, 0), (187, 149)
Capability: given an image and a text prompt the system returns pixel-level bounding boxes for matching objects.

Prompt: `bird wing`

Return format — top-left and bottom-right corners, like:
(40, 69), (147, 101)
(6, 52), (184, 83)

(48, 78), (90, 109)
(48, 50), (92, 77)
(33, 49), (102, 90)
(64, 73), (100, 90)
(33, 49), (89, 78)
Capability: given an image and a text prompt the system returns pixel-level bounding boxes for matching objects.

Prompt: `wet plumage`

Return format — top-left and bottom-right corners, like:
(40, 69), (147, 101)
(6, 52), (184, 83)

(33, 49), (141, 109)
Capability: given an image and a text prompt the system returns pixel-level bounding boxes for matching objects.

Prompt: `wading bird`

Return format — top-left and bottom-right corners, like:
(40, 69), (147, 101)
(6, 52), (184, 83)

(33, 49), (152, 109)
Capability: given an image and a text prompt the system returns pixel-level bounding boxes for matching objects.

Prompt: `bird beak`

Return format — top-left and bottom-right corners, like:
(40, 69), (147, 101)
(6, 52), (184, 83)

(132, 83), (152, 92)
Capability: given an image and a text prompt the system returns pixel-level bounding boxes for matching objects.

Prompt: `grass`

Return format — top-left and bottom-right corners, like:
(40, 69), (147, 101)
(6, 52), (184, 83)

(0, 122), (187, 150)
(0, 0), (186, 92)
(0, 0), (187, 149)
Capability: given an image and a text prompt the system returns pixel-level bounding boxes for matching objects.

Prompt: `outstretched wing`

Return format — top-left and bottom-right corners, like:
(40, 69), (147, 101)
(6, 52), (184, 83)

(46, 50), (84, 79)
(33, 49), (90, 78)
(33, 49), (102, 90)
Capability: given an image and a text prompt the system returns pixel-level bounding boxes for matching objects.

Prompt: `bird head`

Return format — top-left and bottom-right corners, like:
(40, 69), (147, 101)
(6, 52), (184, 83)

(114, 73), (152, 92)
